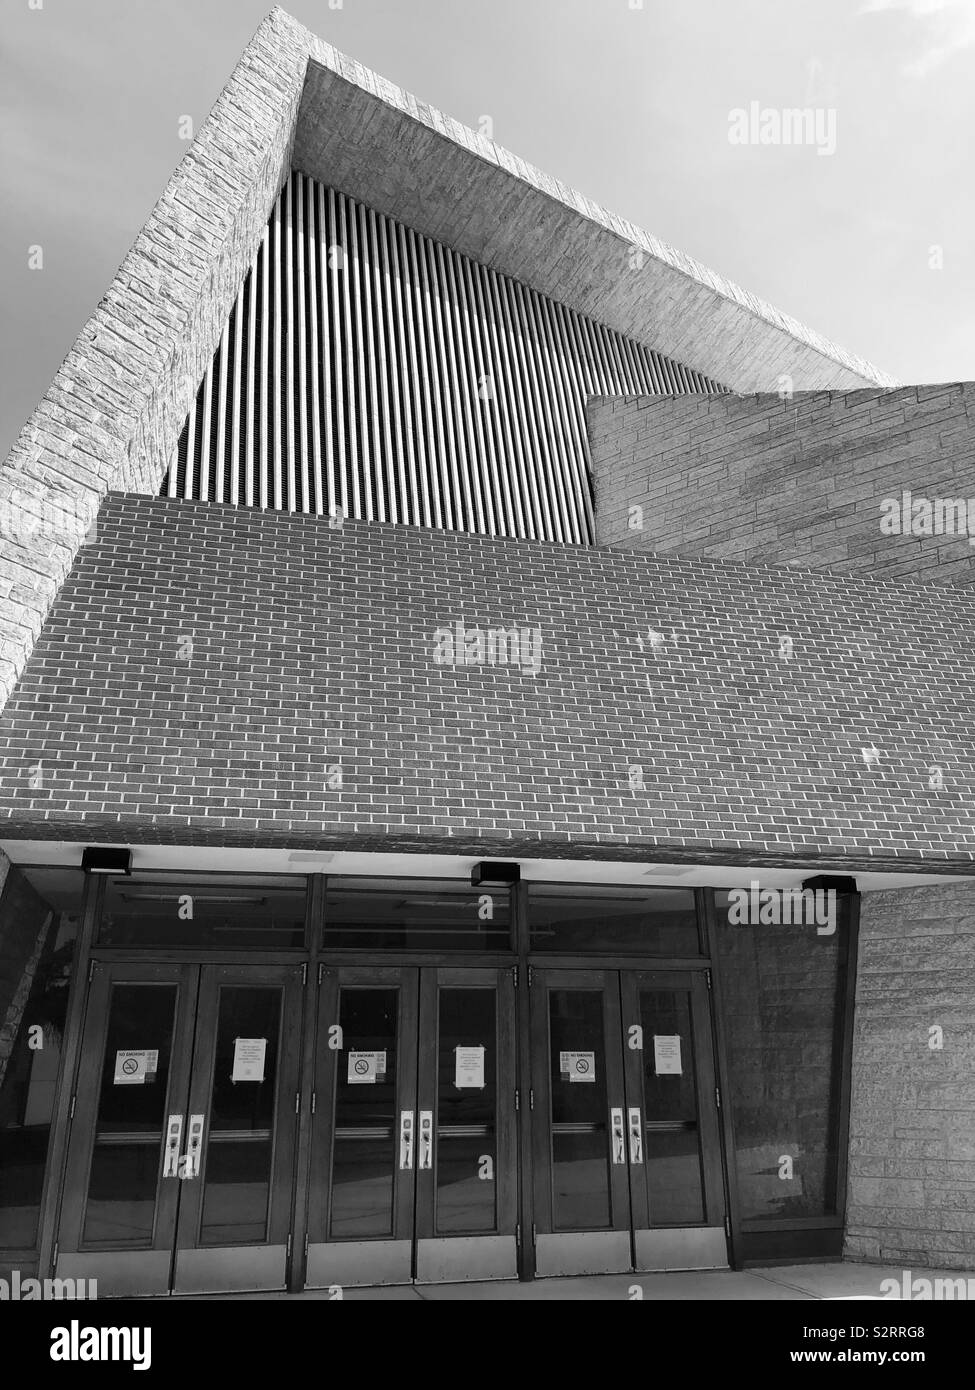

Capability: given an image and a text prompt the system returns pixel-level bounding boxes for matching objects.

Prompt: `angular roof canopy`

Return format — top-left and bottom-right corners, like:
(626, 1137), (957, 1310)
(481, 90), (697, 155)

(289, 14), (894, 394)
(0, 6), (895, 716)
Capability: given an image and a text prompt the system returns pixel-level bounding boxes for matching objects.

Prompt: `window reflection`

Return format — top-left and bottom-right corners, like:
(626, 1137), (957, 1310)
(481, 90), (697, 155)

(0, 867), (85, 1250)
(530, 885), (700, 955)
(714, 889), (849, 1220)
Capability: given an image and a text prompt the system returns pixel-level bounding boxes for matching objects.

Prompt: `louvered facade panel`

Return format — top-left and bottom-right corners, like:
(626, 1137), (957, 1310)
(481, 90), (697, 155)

(163, 171), (727, 544)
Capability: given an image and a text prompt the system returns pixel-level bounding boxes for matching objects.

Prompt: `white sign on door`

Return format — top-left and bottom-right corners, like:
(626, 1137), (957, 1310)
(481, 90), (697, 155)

(653, 1035), (682, 1076)
(454, 1045), (485, 1089)
(559, 1050), (596, 1083)
(347, 1050), (387, 1084)
(232, 1037), (267, 1083)
(113, 1049), (158, 1086)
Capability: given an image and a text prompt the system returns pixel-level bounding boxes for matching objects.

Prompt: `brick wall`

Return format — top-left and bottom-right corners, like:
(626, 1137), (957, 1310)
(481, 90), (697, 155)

(846, 881), (975, 1270)
(0, 493), (974, 866)
(0, 5), (894, 719)
(591, 384), (975, 585)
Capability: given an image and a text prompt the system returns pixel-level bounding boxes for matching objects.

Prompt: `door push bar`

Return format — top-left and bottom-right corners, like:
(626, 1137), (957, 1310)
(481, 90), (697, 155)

(419, 1111), (434, 1170)
(185, 1113), (205, 1179)
(610, 1107), (626, 1165)
(163, 1114), (183, 1178)
(399, 1110), (414, 1170)
(628, 1106), (644, 1165)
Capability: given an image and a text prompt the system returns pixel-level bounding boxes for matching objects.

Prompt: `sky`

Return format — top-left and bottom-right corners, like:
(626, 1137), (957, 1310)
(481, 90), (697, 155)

(2, 0), (975, 458)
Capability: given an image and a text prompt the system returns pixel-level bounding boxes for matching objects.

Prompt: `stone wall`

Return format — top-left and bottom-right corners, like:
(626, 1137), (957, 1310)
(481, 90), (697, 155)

(0, 6), (894, 718)
(591, 384), (975, 584)
(846, 881), (975, 1270)
(0, 8), (309, 712)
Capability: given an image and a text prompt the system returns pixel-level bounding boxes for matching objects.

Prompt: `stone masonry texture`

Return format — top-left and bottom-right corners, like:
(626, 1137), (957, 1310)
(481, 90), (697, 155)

(0, 7), (892, 719)
(0, 493), (974, 867)
(0, 9), (309, 714)
(846, 881), (975, 1271)
(591, 385), (975, 585)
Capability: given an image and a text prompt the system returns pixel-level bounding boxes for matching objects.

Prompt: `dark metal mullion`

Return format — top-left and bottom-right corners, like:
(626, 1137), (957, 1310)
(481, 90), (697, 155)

(513, 878), (535, 1279)
(288, 874), (325, 1291)
(699, 886), (743, 1269)
(37, 873), (104, 1277)
(834, 891), (861, 1228)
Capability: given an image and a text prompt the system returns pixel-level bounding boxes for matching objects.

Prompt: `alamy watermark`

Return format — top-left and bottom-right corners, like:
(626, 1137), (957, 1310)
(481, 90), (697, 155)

(880, 490), (975, 546)
(726, 881), (837, 936)
(432, 619), (543, 675)
(881, 1269), (975, 1300)
(0, 492), (97, 546)
(728, 101), (837, 156)
(0, 1269), (96, 1300)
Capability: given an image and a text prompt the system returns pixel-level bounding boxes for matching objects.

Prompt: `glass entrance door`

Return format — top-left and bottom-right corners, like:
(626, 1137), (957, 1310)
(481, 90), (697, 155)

(531, 967), (726, 1277)
(55, 962), (303, 1297)
(307, 966), (517, 1287)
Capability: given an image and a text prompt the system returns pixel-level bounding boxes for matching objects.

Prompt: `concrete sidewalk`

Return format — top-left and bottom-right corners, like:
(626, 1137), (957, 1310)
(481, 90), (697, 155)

(191, 1261), (975, 1301)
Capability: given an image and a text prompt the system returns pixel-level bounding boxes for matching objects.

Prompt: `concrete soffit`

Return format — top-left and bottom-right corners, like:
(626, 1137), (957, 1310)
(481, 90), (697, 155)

(0, 5), (898, 719)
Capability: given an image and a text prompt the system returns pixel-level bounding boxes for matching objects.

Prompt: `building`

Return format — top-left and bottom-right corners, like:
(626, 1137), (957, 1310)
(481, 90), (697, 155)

(1, 8), (973, 1297)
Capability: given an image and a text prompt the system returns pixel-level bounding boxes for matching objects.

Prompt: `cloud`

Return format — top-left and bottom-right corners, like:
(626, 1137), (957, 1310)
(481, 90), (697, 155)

(860, 0), (975, 76)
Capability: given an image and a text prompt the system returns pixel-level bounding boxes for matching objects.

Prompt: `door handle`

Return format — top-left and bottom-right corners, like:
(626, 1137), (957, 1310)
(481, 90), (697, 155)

(399, 1110), (414, 1170)
(163, 1113), (183, 1178)
(185, 1112), (205, 1179)
(628, 1106), (644, 1165)
(418, 1110), (433, 1170)
(610, 1106), (625, 1164)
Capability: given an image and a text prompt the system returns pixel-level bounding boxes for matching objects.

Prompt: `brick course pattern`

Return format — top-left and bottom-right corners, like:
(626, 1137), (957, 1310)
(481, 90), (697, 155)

(0, 7), (892, 718)
(846, 880), (975, 1271)
(0, 493), (974, 865)
(591, 385), (975, 585)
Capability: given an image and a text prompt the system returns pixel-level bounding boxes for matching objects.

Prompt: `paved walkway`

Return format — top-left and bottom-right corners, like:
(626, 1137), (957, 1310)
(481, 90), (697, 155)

(191, 1261), (974, 1301)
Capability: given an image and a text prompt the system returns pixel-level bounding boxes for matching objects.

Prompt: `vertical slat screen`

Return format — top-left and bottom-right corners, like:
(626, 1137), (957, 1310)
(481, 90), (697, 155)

(164, 170), (727, 545)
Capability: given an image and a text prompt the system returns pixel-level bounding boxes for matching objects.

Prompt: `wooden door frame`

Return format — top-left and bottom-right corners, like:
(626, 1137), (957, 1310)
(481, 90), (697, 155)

(529, 966), (633, 1275)
(619, 967), (727, 1270)
(414, 965), (518, 1281)
(53, 959), (200, 1294)
(171, 961), (304, 1294)
(305, 964), (420, 1287)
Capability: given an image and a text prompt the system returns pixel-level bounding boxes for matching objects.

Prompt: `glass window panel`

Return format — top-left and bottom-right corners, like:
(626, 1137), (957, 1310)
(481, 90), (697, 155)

(324, 878), (511, 951)
(530, 885), (700, 955)
(82, 984), (177, 1246)
(199, 986), (281, 1245)
(0, 866), (83, 1251)
(98, 875), (306, 948)
(330, 988), (398, 1239)
(638, 989), (705, 1225)
(548, 990), (611, 1230)
(435, 988), (496, 1234)
(714, 888), (850, 1220)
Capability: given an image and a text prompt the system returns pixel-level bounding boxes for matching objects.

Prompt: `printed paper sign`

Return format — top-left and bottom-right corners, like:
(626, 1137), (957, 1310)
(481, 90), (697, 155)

(347, 1050), (386, 1085)
(232, 1037), (267, 1083)
(454, 1045), (485, 1089)
(113, 1050), (158, 1086)
(653, 1035), (682, 1076)
(559, 1050), (596, 1083)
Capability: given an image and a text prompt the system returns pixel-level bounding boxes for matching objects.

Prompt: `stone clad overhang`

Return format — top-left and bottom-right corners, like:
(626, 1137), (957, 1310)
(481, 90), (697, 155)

(1, 493), (973, 873)
(290, 19), (894, 395)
